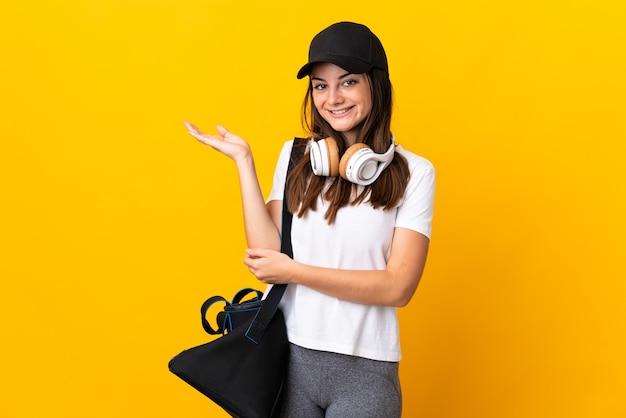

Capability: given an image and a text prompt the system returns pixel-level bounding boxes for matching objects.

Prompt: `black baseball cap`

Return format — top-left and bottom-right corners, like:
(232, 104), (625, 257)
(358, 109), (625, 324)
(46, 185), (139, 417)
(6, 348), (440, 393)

(297, 22), (389, 79)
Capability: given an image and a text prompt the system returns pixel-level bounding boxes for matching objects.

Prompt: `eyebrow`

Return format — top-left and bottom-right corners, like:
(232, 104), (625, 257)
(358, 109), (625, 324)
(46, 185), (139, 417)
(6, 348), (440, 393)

(311, 72), (353, 82)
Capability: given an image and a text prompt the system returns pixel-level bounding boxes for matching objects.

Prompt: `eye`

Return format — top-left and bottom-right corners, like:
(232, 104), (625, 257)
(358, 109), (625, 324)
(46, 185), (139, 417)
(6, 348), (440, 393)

(312, 83), (327, 90)
(342, 79), (358, 87)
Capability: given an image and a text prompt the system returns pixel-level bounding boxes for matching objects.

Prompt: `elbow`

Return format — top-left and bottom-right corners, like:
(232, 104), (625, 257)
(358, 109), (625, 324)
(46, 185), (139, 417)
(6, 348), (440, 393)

(392, 293), (414, 308)
(390, 280), (421, 307)
(388, 270), (423, 307)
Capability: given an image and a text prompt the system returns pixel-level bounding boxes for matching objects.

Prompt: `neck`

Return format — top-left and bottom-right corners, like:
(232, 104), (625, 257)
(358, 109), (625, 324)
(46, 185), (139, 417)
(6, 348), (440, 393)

(343, 130), (358, 146)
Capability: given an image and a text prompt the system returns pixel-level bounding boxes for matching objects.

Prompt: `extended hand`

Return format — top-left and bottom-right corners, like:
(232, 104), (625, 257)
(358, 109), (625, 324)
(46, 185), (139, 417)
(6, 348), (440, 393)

(184, 121), (252, 162)
(244, 248), (294, 284)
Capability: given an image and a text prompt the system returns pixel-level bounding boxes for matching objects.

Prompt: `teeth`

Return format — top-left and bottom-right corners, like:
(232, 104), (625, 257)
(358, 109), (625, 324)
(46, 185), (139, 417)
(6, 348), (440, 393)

(331, 108), (349, 115)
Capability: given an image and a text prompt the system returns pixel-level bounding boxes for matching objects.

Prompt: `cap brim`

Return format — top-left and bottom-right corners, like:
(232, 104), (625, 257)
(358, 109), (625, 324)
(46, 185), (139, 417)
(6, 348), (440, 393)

(297, 62), (316, 79)
(296, 56), (373, 79)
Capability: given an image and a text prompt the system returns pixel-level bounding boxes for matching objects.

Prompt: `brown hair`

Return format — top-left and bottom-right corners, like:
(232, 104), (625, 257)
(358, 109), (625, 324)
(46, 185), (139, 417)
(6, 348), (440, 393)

(286, 68), (410, 224)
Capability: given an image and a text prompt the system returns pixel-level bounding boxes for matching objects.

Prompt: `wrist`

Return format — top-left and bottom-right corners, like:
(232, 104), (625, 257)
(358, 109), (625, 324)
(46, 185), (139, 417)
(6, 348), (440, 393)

(234, 153), (255, 168)
(286, 259), (303, 285)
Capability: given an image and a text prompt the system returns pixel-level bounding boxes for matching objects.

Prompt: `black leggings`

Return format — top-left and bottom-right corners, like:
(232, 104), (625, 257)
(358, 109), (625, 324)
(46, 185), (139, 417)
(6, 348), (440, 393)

(278, 344), (402, 418)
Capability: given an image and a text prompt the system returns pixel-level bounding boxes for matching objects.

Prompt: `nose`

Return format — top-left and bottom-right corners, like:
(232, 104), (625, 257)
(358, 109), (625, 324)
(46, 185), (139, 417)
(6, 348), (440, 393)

(328, 86), (344, 105)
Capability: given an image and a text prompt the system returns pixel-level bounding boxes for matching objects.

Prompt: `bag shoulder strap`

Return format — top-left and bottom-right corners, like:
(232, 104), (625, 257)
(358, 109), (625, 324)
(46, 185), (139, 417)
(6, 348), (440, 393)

(280, 137), (307, 257)
(245, 137), (307, 344)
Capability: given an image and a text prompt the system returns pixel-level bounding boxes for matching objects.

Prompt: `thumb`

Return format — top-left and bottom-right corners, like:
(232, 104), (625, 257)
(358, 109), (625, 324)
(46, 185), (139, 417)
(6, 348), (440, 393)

(216, 125), (230, 137)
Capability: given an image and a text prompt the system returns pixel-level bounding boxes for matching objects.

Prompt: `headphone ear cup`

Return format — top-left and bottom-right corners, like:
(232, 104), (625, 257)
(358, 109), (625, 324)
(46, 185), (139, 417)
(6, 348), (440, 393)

(310, 137), (340, 177)
(339, 143), (370, 181)
(325, 137), (340, 177)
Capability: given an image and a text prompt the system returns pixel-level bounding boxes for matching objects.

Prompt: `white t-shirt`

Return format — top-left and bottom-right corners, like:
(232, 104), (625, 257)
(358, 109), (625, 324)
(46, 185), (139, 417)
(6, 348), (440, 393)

(266, 138), (435, 362)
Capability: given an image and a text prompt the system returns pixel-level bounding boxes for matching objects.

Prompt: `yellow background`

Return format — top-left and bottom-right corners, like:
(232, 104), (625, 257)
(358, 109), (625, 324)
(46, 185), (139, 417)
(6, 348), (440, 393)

(1, 1), (624, 417)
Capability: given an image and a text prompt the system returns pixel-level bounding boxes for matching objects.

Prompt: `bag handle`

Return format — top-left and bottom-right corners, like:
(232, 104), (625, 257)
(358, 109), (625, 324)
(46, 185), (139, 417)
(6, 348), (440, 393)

(245, 138), (307, 344)
(200, 296), (229, 335)
(231, 287), (264, 305)
(200, 288), (264, 335)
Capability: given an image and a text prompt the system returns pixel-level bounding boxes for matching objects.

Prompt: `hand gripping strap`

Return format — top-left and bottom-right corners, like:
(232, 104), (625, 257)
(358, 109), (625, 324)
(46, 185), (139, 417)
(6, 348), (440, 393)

(245, 138), (306, 344)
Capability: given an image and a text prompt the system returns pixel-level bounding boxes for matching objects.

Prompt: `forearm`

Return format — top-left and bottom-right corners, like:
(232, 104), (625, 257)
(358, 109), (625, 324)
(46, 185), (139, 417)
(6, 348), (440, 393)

(235, 155), (281, 251)
(287, 262), (420, 307)
(245, 228), (429, 307)
(288, 229), (428, 306)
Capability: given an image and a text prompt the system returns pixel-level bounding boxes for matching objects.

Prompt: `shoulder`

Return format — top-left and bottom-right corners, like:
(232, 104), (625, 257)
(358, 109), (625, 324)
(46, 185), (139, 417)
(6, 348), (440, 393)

(395, 144), (435, 176)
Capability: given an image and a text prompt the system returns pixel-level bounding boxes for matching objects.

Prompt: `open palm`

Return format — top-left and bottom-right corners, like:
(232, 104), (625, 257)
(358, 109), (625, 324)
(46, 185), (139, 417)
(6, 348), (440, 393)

(184, 121), (251, 162)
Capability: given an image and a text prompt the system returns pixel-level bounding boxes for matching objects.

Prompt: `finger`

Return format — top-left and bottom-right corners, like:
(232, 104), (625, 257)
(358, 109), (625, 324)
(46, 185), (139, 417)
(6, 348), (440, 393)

(186, 126), (206, 140)
(191, 133), (223, 147)
(186, 129), (208, 141)
(244, 252), (262, 268)
(216, 125), (229, 137)
(245, 248), (265, 259)
(183, 122), (220, 143)
(184, 121), (201, 133)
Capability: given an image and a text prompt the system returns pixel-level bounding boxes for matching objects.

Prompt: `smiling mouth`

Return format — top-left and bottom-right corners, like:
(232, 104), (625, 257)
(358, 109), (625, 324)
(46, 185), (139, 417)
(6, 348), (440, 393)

(329, 106), (354, 116)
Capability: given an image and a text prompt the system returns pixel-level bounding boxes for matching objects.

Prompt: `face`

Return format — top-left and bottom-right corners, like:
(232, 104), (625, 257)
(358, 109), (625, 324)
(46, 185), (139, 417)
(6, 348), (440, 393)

(310, 62), (372, 144)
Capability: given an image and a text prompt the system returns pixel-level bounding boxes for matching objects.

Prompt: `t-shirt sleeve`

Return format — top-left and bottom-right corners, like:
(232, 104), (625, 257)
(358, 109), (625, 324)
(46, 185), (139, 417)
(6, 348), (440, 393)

(266, 139), (294, 203)
(395, 151), (436, 239)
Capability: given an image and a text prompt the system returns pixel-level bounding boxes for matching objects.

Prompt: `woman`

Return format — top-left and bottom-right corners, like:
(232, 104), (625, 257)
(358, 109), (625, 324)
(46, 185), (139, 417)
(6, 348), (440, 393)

(185, 21), (435, 418)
